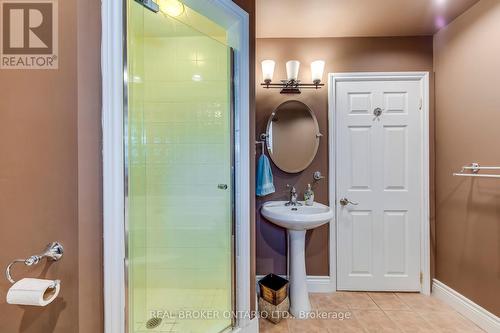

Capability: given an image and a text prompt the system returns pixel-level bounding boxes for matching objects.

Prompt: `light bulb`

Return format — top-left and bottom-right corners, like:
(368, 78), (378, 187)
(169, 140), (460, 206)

(311, 60), (325, 84)
(261, 60), (275, 83)
(158, 0), (185, 17)
(286, 60), (300, 81)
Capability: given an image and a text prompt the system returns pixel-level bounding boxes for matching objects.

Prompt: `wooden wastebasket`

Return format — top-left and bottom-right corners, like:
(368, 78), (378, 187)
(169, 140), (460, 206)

(259, 296), (290, 324)
(258, 274), (289, 305)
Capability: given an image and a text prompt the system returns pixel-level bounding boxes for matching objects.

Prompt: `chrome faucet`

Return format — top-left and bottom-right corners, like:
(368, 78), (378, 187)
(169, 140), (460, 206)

(285, 185), (301, 206)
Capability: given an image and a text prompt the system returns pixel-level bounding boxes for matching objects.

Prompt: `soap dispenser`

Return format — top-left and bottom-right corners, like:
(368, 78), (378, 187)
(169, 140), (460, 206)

(304, 184), (314, 206)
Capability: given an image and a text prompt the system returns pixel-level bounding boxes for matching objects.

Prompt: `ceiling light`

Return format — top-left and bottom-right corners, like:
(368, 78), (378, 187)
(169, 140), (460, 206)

(158, 0), (185, 17)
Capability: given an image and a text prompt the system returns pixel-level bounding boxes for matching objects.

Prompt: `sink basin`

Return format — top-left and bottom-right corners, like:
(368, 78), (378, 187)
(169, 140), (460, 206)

(261, 201), (334, 318)
(261, 201), (333, 230)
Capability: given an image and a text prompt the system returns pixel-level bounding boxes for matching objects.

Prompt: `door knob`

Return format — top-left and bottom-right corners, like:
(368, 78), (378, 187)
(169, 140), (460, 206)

(218, 184), (228, 190)
(340, 198), (358, 206)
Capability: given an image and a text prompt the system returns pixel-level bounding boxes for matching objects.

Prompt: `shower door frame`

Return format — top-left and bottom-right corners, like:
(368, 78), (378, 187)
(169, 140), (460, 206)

(101, 1), (252, 332)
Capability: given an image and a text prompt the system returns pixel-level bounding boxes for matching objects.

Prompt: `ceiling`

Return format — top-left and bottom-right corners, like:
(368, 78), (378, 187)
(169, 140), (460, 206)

(257, 0), (479, 38)
(143, 3), (227, 44)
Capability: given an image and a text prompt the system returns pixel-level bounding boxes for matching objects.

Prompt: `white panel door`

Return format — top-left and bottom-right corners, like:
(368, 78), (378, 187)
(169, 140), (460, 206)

(336, 79), (422, 291)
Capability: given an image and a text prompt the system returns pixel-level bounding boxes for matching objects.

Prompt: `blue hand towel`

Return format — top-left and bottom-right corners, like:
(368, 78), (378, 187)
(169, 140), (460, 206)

(256, 154), (275, 196)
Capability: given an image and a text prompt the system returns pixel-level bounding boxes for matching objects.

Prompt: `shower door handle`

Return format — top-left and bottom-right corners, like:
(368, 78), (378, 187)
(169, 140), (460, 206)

(218, 184), (228, 190)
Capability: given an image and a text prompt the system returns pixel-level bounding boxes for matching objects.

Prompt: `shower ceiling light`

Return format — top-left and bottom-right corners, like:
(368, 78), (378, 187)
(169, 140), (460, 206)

(158, 0), (185, 17)
(261, 59), (325, 94)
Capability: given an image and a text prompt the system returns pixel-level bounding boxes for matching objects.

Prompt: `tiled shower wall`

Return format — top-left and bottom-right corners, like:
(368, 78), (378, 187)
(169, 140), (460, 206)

(128, 6), (232, 329)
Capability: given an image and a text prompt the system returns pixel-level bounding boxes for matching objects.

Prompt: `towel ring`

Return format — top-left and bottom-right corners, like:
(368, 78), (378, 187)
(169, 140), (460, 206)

(256, 133), (268, 155)
(256, 140), (265, 153)
(5, 242), (64, 284)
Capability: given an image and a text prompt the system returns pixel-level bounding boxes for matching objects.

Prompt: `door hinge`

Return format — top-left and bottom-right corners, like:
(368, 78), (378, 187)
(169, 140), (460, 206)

(420, 272), (423, 284)
(419, 97), (423, 110)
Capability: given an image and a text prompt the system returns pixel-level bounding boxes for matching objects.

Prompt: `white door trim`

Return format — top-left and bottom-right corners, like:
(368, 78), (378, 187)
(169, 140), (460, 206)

(328, 72), (431, 295)
(101, 1), (252, 332)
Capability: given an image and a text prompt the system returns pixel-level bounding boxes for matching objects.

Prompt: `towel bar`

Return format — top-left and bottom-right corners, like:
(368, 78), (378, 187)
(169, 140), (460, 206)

(5, 242), (64, 284)
(453, 163), (500, 179)
(453, 173), (500, 179)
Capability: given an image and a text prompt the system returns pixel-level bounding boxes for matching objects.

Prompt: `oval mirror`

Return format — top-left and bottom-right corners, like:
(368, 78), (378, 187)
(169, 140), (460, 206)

(265, 100), (321, 173)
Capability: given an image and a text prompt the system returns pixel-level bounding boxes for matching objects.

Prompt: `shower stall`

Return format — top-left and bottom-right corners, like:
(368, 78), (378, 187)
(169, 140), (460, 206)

(126, 1), (234, 332)
(102, 1), (250, 332)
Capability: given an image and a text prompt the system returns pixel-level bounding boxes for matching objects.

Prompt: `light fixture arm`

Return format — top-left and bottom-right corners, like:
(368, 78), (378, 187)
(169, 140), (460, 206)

(261, 80), (324, 94)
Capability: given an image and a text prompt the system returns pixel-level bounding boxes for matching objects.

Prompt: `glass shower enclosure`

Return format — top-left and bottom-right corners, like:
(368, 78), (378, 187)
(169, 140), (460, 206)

(126, 1), (234, 332)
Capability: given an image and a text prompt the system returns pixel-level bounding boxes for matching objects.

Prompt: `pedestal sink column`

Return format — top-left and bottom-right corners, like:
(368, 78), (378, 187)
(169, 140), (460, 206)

(288, 230), (311, 318)
(261, 201), (333, 319)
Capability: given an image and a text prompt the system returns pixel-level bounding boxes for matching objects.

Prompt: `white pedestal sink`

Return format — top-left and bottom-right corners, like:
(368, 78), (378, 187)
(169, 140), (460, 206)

(261, 201), (334, 318)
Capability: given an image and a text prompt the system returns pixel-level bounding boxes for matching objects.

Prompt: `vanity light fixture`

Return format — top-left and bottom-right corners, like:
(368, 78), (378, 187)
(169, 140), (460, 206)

(261, 59), (325, 94)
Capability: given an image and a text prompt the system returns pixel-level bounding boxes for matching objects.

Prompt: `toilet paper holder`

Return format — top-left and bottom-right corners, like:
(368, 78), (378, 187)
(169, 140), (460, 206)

(5, 242), (64, 284)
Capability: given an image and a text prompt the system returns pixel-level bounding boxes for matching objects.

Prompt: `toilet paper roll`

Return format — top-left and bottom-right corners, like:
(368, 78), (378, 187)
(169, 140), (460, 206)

(7, 278), (60, 306)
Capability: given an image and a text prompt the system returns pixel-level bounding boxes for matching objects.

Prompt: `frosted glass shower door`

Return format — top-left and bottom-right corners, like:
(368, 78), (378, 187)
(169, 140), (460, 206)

(126, 1), (234, 332)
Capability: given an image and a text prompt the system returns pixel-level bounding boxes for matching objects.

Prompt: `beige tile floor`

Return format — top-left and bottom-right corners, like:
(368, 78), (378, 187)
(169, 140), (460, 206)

(259, 292), (485, 333)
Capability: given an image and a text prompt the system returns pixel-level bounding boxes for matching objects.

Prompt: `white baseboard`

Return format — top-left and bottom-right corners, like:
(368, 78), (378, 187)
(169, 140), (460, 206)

(306, 275), (336, 293)
(432, 279), (500, 333)
(256, 275), (335, 294)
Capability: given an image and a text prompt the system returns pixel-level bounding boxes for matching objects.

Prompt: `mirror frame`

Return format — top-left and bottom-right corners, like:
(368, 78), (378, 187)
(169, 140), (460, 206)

(265, 100), (321, 173)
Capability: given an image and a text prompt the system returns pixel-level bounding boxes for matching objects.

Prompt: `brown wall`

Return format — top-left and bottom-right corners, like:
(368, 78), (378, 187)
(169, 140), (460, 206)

(76, 0), (103, 331)
(434, 0), (500, 316)
(256, 37), (435, 276)
(0, 0), (103, 332)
